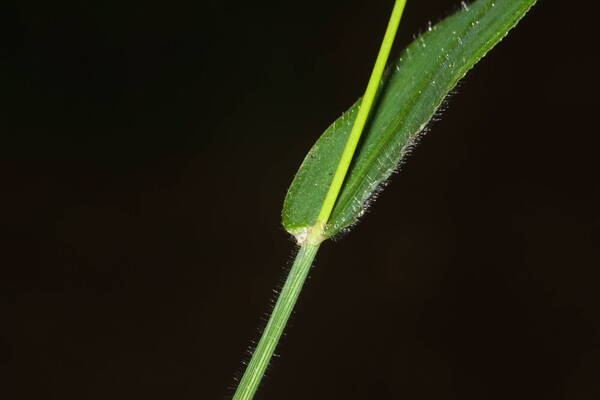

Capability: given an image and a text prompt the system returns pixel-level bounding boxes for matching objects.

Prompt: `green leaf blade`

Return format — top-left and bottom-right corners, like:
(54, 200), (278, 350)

(282, 0), (537, 241)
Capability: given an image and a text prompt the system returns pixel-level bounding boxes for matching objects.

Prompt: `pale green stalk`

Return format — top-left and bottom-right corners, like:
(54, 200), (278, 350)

(315, 0), (407, 229)
(232, 2), (407, 399)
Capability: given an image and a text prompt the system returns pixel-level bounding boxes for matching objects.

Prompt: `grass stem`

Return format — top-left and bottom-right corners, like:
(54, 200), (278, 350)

(316, 0), (407, 228)
(232, 2), (407, 398)
(232, 244), (320, 400)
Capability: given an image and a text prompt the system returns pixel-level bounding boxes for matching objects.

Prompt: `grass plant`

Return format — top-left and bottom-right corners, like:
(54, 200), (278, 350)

(232, 1), (538, 398)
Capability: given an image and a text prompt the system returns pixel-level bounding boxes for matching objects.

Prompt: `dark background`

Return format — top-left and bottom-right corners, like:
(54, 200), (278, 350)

(1, 0), (598, 399)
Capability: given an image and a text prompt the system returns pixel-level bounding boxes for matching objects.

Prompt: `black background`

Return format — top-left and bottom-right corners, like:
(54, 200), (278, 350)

(2, 0), (598, 399)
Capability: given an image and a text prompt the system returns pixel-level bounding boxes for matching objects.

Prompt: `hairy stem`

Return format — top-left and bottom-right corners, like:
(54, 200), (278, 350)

(232, 244), (320, 400)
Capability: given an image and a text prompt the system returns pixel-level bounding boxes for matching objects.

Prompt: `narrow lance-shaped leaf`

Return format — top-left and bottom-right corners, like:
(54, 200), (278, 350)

(282, 0), (536, 243)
